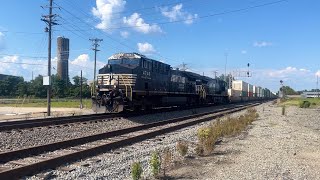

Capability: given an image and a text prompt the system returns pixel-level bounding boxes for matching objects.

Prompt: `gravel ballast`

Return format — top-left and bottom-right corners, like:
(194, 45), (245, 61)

(0, 104), (239, 152)
(27, 103), (263, 180)
(167, 104), (320, 179)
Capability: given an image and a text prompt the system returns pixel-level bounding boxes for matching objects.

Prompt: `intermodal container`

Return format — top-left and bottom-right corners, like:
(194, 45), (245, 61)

(248, 84), (253, 97)
(232, 80), (248, 91)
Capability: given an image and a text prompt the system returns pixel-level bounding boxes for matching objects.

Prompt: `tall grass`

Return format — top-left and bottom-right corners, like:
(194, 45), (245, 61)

(197, 108), (259, 155)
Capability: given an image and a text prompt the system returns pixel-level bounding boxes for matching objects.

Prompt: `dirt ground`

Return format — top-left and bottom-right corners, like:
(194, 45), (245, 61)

(166, 104), (320, 179)
(0, 107), (93, 121)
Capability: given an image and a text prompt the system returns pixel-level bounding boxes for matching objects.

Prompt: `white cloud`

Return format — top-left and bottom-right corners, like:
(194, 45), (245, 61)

(241, 50), (247, 54)
(137, 42), (156, 54)
(0, 55), (48, 80)
(161, 4), (198, 24)
(123, 13), (162, 34)
(267, 66), (309, 78)
(316, 70), (320, 77)
(0, 32), (5, 51)
(70, 54), (105, 80)
(92, 0), (126, 31)
(71, 54), (90, 66)
(120, 31), (129, 38)
(253, 41), (273, 47)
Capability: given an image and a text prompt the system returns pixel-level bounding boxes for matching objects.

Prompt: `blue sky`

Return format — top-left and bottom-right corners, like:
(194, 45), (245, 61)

(0, 0), (319, 92)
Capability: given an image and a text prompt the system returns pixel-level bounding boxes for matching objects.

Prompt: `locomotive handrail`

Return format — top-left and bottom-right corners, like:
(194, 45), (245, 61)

(119, 74), (132, 101)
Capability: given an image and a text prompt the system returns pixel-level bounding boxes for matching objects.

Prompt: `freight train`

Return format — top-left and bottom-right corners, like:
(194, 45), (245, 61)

(92, 53), (275, 113)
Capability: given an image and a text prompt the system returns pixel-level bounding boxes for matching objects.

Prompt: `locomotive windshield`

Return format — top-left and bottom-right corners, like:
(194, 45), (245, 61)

(108, 58), (140, 66)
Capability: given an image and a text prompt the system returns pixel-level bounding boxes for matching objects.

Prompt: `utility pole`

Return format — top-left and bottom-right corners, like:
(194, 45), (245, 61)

(224, 53), (228, 82)
(317, 75), (319, 98)
(213, 70), (218, 78)
(41, 0), (58, 116)
(89, 38), (103, 91)
(80, 70), (83, 109)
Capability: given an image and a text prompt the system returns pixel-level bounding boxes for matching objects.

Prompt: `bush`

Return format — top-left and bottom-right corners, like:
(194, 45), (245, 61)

(150, 152), (161, 177)
(162, 148), (172, 177)
(196, 108), (259, 156)
(131, 162), (143, 180)
(197, 127), (216, 154)
(299, 101), (311, 108)
(176, 141), (188, 157)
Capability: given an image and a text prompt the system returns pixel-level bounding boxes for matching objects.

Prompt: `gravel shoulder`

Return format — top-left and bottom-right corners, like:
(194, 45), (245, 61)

(167, 104), (320, 179)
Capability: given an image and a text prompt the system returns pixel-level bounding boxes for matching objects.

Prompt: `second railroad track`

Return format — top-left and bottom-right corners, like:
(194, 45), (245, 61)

(0, 102), (261, 179)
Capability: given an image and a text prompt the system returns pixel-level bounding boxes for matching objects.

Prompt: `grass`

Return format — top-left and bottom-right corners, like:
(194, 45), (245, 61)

(0, 98), (92, 108)
(279, 97), (320, 108)
(197, 108), (259, 156)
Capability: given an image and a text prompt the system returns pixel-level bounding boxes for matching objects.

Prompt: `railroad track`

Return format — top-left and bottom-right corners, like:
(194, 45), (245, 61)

(0, 102), (261, 179)
(0, 103), (223, 131)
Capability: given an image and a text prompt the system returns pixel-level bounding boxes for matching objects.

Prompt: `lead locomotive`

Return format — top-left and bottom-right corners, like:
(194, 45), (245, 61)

(92, 53), (228, 113)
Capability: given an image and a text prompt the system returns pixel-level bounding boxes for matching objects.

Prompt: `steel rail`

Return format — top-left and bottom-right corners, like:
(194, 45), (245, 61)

(0, 102), (261, 179)
(0, 103), (219, 131)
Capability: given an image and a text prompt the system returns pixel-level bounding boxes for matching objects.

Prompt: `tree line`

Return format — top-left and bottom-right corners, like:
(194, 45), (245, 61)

(0, 74), (91, 98)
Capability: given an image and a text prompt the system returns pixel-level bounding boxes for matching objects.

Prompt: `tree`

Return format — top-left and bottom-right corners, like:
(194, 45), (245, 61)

(282, 86), (298, 95)
(0, 76), (24, 97)
(72, 75), (90, 98)
(29, 75), (47, 98)
(218, 74), (233, 89)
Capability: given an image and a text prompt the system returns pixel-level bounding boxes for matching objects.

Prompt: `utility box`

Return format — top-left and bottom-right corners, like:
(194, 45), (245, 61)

(43, 76), (50, 86)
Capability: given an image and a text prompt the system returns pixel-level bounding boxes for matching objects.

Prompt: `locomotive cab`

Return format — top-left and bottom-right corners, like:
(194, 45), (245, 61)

(92, 53), (141, 113)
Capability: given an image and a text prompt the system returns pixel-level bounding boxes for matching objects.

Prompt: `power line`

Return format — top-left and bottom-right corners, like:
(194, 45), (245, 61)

(0, 61), (47, 66)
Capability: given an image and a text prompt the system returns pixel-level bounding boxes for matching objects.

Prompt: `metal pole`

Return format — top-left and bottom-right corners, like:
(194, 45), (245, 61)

(317, 75), (319, 98)
(80, 70), (83, 109)
(47, 0), (53, 116)
(93, 43), (97, 90)
(89, 38), (103, 94)
(224, 53), (228, 82)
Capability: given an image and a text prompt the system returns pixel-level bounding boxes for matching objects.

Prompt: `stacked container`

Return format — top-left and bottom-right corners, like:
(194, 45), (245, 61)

(258, 87), (263, 98)
(248, 84), (253, 97)
(253, 86), (258, 98)
(232, 80), (248, 97)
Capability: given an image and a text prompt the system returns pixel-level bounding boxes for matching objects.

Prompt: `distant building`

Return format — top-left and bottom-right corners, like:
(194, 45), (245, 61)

(301, 91), (320, 98)
(57, 37), (70, 81)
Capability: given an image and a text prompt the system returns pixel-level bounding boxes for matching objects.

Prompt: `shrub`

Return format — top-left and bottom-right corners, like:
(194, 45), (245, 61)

(176, 141), (188, 157)
(196, 108), (259, 156)
(197, 127), (216, 154)
(195, 144), (204, 156)
(162, 148), (172, 177)
(131, 162), (143, 180)
(299, 101), (311, 108)
(150, 152), (161, 177)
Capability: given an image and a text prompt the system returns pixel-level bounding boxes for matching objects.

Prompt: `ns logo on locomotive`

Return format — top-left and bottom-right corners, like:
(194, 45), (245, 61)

(92, 53), (273, 113)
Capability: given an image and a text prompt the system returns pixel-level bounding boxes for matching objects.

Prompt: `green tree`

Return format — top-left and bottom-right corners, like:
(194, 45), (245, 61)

(0, 76), (24, 97)
(72, 75), (90, 98)
(282, 86), (298, 95)
(29, 75), (47, 98)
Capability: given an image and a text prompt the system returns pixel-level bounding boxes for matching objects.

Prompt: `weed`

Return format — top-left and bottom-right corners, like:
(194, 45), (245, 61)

(195, 144), (204, 156)
(131, 162), (143, 180)
(176, 141), (188, 157)
(150, 152), (161, 177)
(196, 108), (259, 156)
(162, 148), (172, 177)
(197, 127), (216, 155)
(299, 101), (311, 108)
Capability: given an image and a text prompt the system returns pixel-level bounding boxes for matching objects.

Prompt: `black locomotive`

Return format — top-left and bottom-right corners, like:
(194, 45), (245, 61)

(92, 53), (228, 113)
